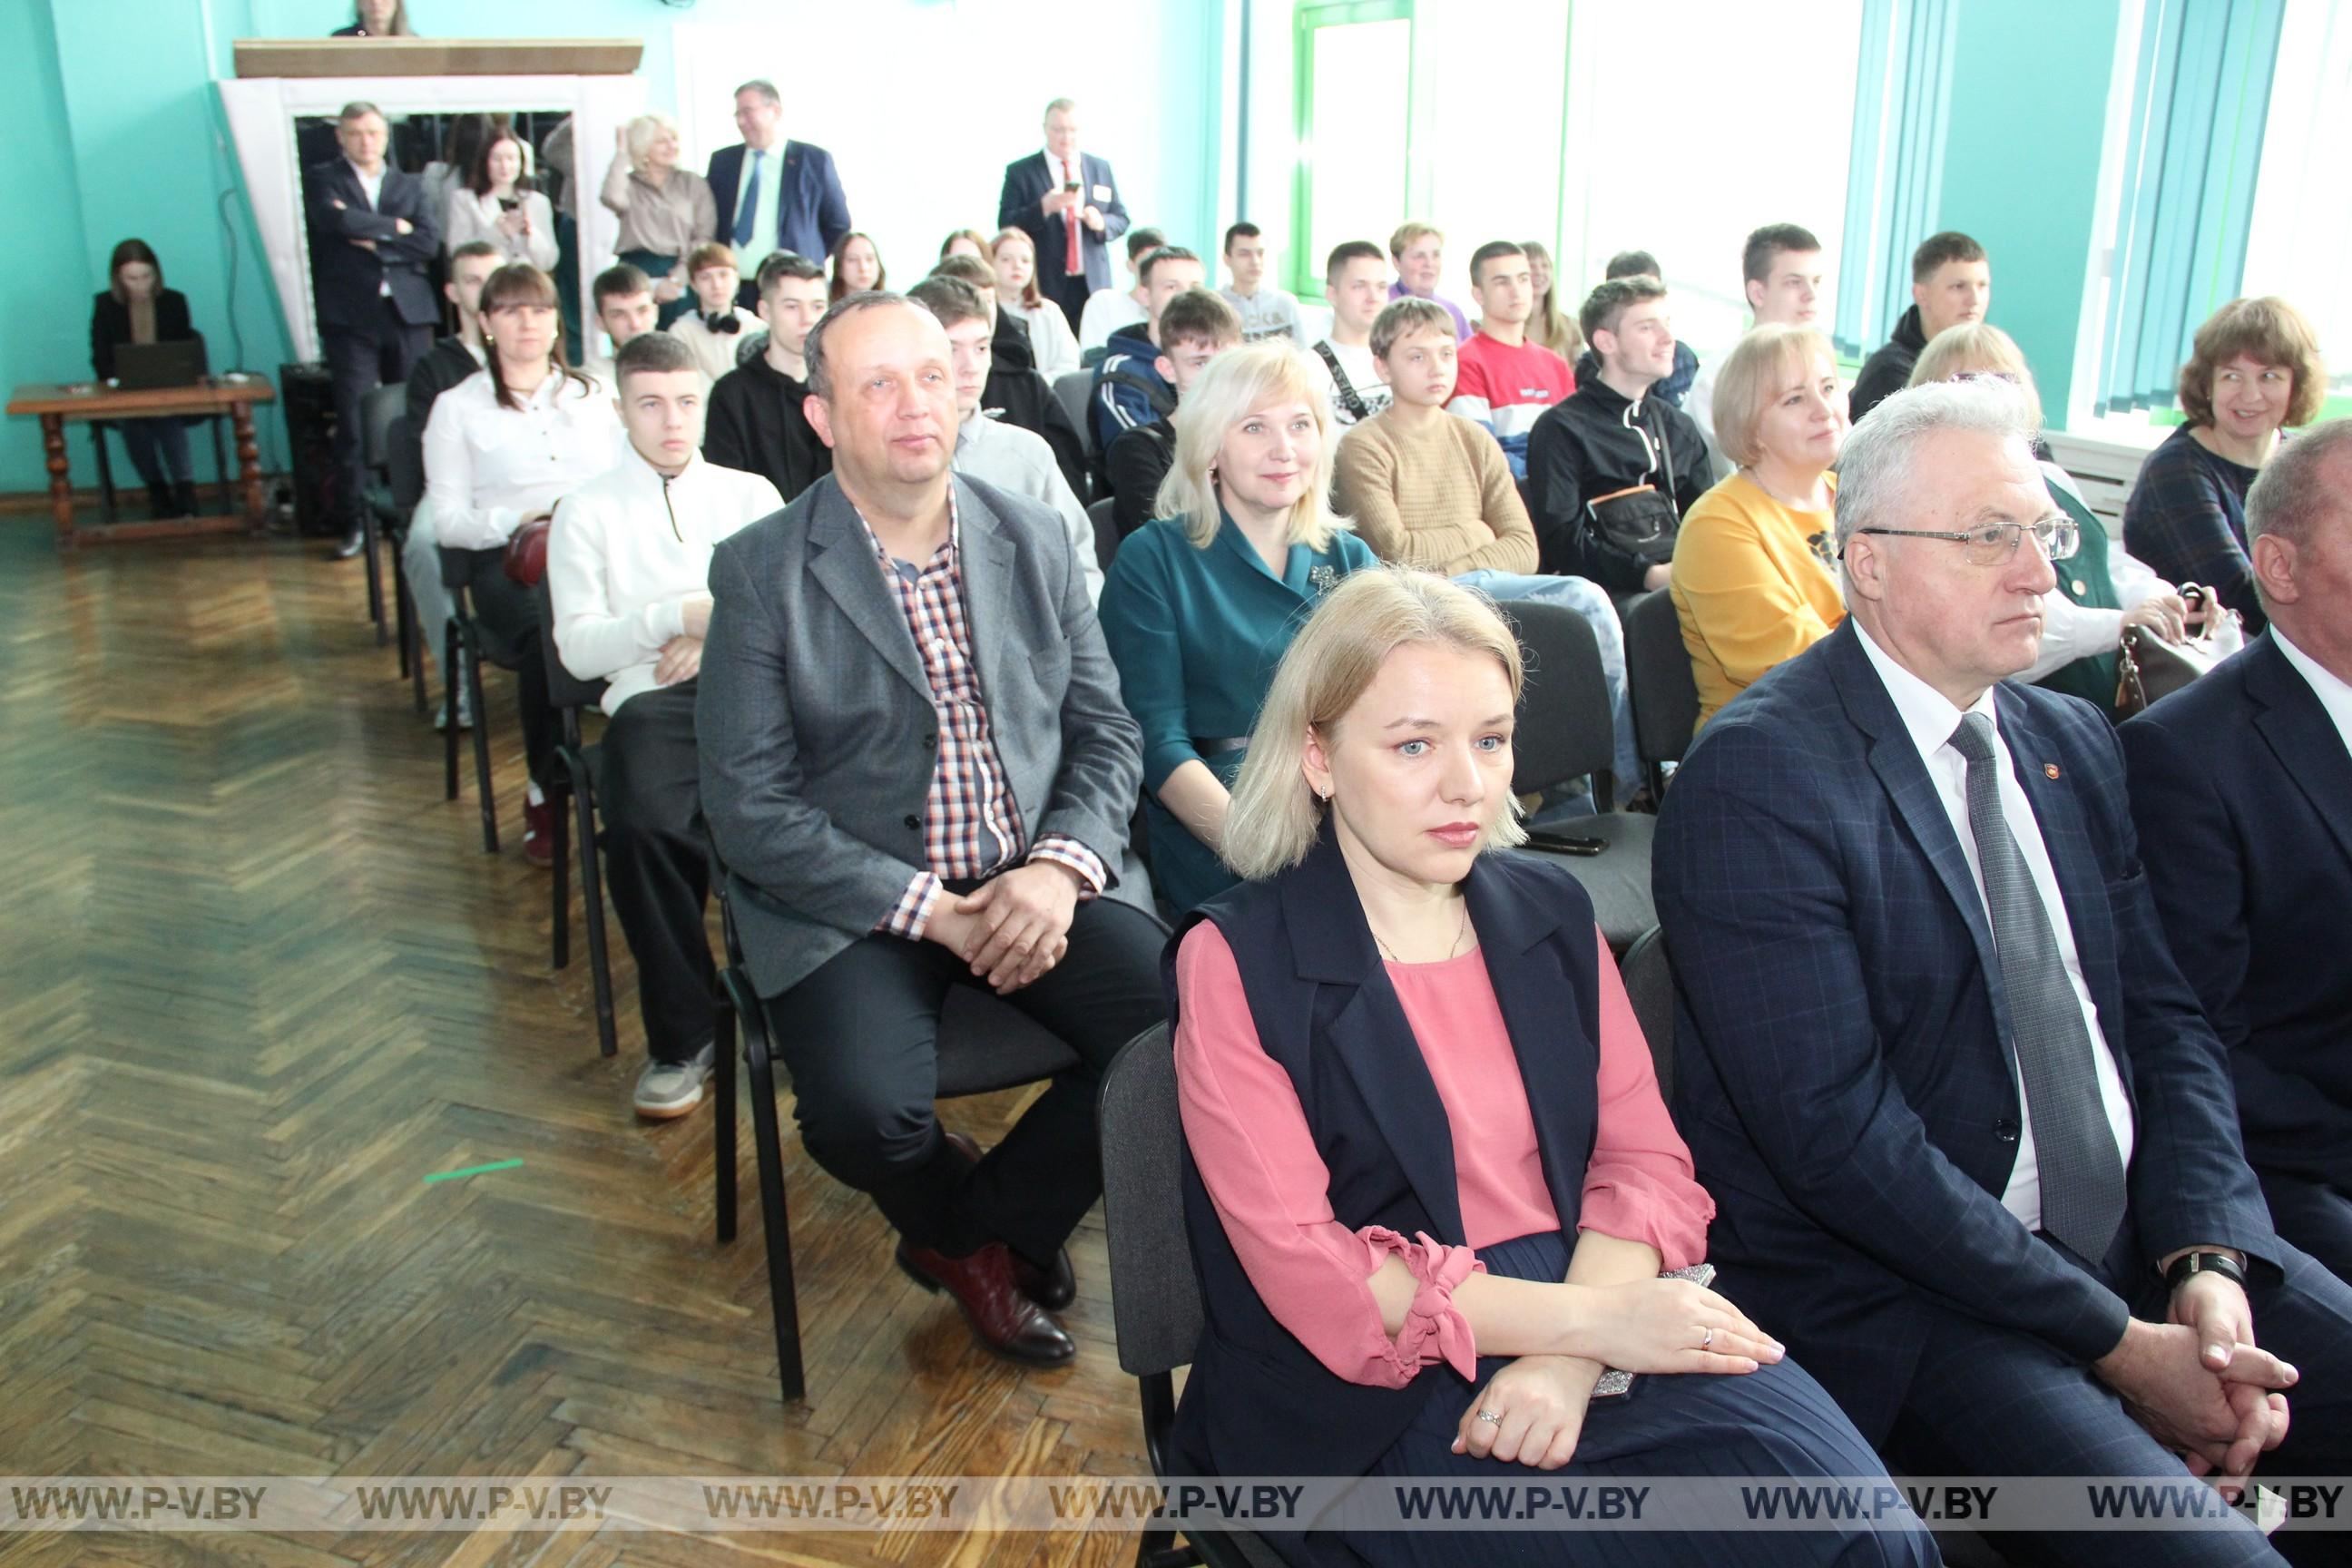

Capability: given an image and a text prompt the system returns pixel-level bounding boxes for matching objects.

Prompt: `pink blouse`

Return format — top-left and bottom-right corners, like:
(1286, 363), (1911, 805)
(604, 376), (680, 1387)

(1172, 922), (1713, 1388)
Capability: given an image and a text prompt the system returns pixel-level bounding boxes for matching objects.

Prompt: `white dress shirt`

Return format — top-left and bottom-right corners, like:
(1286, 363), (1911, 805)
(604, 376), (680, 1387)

(2273, 626), (2352, 757)
(731, 141), (783, 272)
(954, 412), (1103, 604)
(422, 369), (626, 550)
(1853, 622), (2137, 1232)
(1080, 289), (1147, 352)
(548, 447), (783, 714)
(347, 158), (391, 297)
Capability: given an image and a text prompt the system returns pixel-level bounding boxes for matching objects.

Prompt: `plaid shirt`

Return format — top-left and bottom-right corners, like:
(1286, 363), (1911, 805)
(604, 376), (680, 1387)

(863, 491), (1106, 939)
(2120, 426), (2264, 631)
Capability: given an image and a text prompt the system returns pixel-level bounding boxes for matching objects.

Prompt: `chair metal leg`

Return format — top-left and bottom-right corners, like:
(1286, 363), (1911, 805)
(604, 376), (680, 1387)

(740, 1007), (807, 1405)
(362, 506), (386, 633)
(714, 987), (739, 1243)
(550, 771), (571, 969)
(466, 636), (498, 853)
(444, 622), (462, 801)
(574, 775), (617, 1058)
(394, 553), (413, 679)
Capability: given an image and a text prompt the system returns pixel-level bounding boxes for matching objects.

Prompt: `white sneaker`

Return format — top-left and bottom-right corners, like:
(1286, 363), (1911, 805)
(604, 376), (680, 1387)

(633, 1041), (716, 1120)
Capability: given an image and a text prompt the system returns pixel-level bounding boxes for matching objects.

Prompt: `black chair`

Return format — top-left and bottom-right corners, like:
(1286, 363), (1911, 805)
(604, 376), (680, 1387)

(709, 855), (1094, 1406)
(531, 577), (618, 1058)
(1053, 369), (1096, 463)
(1618, 926), (1675, 1100)
(439, 545), (505, 852)
(358, 382), (407, 640)
(1622, 587), (1698, 801)
(1507, 599), (1657, 950)
(1088, 495), (1120, 579)
(1098, 1024), (1288, 1568)
(384, 414), (430, 713)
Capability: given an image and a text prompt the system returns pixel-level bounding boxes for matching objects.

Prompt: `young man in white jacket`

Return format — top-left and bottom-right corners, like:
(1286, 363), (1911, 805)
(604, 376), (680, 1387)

(547, 332), (784, 1119)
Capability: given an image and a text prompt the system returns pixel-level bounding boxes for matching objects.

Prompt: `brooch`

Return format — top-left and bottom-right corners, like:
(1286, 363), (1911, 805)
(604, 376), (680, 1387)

(1308, 564), (1339, 596)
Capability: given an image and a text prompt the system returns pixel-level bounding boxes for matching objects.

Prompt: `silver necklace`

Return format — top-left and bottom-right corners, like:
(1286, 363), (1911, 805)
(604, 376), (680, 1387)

(1370, 897), (1470, 965)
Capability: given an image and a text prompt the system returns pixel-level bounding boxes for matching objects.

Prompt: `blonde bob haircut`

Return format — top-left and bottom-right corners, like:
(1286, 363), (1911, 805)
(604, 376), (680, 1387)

(1908, 321), (2043, 426)
(624, 113), (681, 167)
(1152, 341), (1347, 553)
(1223, 569), (1529, 881)
(1710, 324), (1839, 469)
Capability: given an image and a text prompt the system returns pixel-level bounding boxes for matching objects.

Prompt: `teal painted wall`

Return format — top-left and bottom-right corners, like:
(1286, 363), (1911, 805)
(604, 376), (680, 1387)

(3, 0), (1229, 495)
(1929, 0), (2125, 431)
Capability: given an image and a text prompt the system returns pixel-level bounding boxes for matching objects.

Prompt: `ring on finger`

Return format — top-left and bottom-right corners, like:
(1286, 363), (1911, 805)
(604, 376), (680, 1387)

(1475, 1409), (1501, 1426)
(1699, 1326), (1713, 1350)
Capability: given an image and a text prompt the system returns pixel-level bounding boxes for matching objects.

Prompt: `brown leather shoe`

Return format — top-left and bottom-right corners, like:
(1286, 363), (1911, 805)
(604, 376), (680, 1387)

(937, 1131), (1076, 1309)
(895, 1240), (1075, 1367)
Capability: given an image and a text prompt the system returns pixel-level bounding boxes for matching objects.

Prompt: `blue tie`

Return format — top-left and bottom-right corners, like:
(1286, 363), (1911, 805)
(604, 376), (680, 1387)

(732, 148), (763, 249)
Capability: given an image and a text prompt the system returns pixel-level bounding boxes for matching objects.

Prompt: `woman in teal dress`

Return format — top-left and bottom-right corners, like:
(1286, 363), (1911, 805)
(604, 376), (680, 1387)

(1100, 341), (1379, 912)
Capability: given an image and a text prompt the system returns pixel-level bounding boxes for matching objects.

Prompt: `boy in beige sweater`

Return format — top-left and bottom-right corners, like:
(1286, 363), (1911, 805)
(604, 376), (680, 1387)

(1334, 297), (1640, 791)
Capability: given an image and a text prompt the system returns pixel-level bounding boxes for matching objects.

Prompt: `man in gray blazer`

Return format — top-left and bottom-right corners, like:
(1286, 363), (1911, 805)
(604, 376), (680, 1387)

(698, 291), (1164, 1368)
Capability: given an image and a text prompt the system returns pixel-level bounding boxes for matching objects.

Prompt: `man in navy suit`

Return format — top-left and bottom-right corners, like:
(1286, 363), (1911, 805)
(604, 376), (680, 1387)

(304, 101), (439, 560)
(1655, 381), (2352, 1568)
(706, 79), (850, 306)
(996, 97), (1129, 333)
(2124, 420), (2352, 1289)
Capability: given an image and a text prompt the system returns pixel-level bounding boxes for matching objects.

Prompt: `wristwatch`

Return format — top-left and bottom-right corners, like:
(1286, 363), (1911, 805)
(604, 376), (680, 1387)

(2165, 1250), (2249, 1290)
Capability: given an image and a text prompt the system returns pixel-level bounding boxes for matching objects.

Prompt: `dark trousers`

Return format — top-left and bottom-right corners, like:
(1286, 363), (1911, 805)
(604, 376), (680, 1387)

(761, 894), (1165, 1269)
(323, 298), (430, 528)
(460, 554), (554, 789)
(1883, 1238), (2352, 1567)
(600, 683), (713, 1063)
(1041, 267), (1092, 338)
(2257, 1165), (2352, 1289)
(117, 417), (194, 485)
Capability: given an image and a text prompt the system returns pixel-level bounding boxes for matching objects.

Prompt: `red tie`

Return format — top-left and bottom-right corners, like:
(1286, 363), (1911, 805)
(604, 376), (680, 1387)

(1063, 159), (1083, 277)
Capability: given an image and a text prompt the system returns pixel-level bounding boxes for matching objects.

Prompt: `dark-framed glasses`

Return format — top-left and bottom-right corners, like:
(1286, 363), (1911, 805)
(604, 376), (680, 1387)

(1850, 517), (2080, 566)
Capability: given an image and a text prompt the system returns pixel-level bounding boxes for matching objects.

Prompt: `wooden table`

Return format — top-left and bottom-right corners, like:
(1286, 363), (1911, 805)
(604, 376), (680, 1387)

(6, 377), (278, 550)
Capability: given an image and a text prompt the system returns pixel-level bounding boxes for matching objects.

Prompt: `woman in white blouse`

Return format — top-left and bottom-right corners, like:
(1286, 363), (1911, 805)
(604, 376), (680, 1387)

(443, 127), (559, 272)
(423, 262), (623, 862)
(990, 227), (1082, 379)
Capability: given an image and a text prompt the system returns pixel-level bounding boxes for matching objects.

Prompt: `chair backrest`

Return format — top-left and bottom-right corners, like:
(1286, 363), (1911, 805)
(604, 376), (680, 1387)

(530, 574), (611, 714)
(1507, 600), (1615, 799)
(1622, 587), (1698, 769)
(386, 414), (425, 511)
(1618, 925), (1675, 1099)
(1087, 495), (1119, 577)
(1053, 369), (1096, 457)
(361, 381), (406, 472)
(1097, 1022), (1203, 1378)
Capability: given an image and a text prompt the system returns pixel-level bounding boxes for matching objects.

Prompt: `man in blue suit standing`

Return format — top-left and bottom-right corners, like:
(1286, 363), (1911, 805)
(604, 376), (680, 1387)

(996, 97), (1129, 335)
(707, 79), (850, 307)
(1654, 380), (2352, 1568)
(2123, 420), (2352, 1289)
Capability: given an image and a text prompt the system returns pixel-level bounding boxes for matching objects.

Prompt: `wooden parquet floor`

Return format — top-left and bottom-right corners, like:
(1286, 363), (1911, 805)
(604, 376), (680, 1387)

(0, 520), (1155, 1568)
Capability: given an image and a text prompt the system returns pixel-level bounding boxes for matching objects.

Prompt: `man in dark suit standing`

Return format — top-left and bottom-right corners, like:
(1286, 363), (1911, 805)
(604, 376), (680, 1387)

(1654, 379), (2352, 1567)
(696, 292), (1164, 1369)
(2124, 420), (2352, 1289)
(996, 97), (1129, 334)
(706, 79), (850, 307)
(305, 100), (439, 559)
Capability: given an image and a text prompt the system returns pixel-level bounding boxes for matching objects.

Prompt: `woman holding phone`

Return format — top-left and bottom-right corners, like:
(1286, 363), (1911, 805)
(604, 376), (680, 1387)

(444, 128), (557, 270)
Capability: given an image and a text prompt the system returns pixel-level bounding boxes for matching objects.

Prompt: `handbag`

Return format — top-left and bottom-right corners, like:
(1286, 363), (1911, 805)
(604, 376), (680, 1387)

(2113, 584), (2231, 716)
(504, 514), (553, 586)
(1584, 484), (1681, 564)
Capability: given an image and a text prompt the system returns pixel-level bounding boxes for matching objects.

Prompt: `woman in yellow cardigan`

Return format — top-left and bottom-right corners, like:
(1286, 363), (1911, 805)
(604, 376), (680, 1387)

(1670, 325), (1848, 728)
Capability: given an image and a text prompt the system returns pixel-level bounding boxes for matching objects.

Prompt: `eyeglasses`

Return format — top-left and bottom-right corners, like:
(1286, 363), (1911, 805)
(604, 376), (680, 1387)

(1851, 517), (2080, 566)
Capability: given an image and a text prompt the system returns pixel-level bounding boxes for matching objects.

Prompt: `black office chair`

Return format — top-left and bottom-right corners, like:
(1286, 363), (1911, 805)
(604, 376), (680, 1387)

(709, 853), (1100, 1406)
(1053, 369), (1096, 464)
(1088, 495), (1120, 579)
(438, 545), (506, 852)
(531, 577), (618, 1058)
(1098, 1024), (1289, 1568)
(358, 382), (407, 639)
(1507, 600), (1657, 950)
(1622, 587), (1698, 801)
(1618, 926), (1676, 1101)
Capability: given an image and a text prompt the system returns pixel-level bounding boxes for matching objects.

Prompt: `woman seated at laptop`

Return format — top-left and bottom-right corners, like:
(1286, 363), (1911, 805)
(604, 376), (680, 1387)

(90, 239), (201, 521)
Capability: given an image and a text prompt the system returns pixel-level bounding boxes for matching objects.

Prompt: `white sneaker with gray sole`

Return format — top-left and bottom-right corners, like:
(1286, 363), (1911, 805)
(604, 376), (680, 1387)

(634, 1041), (717, 1120)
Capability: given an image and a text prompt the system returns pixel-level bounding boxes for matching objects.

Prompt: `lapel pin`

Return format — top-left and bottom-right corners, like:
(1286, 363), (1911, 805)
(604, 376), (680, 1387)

(2043, 763), (2062, 779)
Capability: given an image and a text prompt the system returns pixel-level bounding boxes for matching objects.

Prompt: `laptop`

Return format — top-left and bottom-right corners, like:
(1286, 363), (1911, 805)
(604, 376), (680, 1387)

(114, 340), (209, 390)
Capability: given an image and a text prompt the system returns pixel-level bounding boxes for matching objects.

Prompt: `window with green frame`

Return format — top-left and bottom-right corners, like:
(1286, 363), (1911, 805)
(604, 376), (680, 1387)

(1289, 0), (1414, 297)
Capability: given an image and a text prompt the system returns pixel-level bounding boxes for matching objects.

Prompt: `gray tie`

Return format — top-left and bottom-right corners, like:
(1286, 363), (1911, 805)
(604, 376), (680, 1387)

(1947, 712), (2126, 1263)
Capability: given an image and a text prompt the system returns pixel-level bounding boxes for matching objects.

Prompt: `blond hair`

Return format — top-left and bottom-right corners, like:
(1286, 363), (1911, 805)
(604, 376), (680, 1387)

(624, 113), (680, 168)
(1712, 324), (1839, 468)
(1223, 571), (1529, 880)
(1908, 321), (2043, 426)
(1153, 342), (1346, 552)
